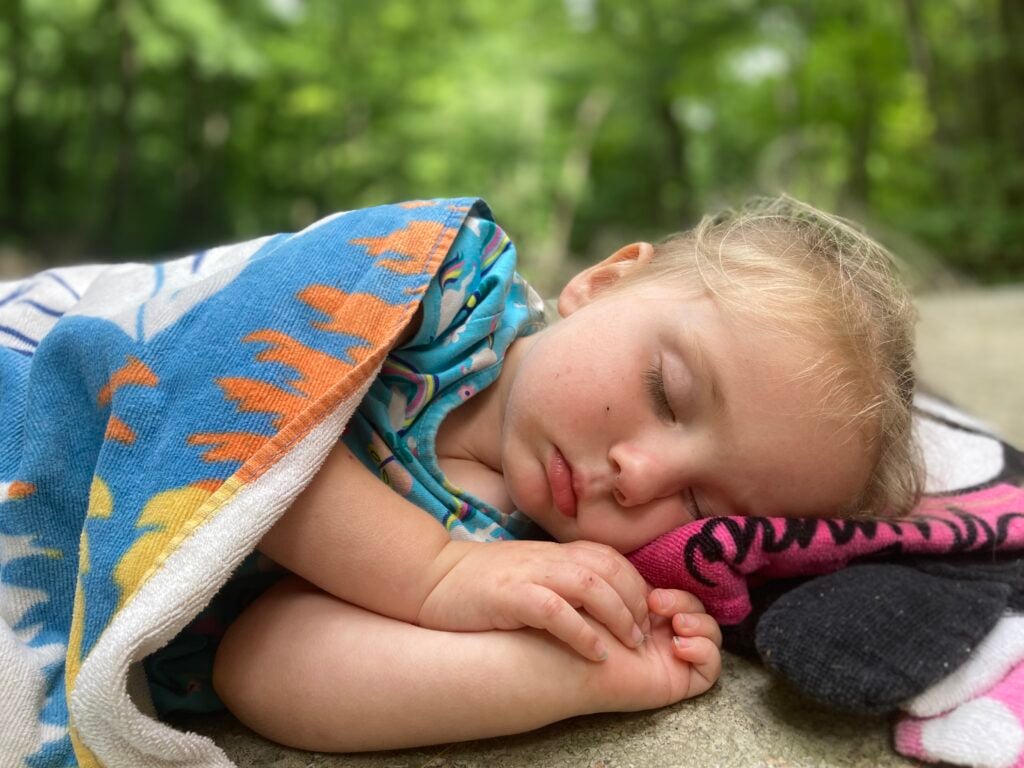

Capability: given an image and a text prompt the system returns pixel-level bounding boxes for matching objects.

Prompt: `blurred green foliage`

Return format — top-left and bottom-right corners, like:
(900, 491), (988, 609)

(1, 0), (1022, 289)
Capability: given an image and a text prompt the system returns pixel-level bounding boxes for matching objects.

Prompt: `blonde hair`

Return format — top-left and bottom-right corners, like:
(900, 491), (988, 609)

(616, 195), (923, 517)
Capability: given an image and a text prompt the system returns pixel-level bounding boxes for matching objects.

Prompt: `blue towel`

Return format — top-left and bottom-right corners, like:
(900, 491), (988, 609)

(0, 198), (482, 767)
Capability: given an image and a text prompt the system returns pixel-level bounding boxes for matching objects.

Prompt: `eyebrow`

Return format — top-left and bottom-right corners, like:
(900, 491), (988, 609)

(684, 328), (726, 416)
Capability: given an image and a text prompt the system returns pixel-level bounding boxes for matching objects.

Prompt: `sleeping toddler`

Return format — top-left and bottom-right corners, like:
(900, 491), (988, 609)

(175, 196), (922, 752)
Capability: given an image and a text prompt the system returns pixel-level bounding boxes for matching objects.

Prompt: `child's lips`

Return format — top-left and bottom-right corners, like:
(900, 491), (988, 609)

(547, 447), (578, 518)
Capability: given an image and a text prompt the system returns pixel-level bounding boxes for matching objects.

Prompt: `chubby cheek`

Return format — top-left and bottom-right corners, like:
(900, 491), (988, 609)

(513, 364), (607, 443)
(544, 370), (619, 435)
(576, 522), (646, 554)
(584, 503), (692, 554)
(499, 403), (555, 521)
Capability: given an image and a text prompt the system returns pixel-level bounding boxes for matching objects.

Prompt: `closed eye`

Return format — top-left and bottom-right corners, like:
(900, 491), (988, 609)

(687, 488), (704, 520)
(642, 363), (674, 422)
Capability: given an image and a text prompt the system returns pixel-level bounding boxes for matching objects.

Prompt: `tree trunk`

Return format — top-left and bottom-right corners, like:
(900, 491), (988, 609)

(541, 88), (612, 293)
(3, 0), (26, 233)
(844, 72), (875, 207)
(901, 0), (949, 143)
(997, 0), (1024, 210)
(175, 55), (211, 245)
(655, 96), (695, 227)
(96, 0), (138, 250)
(843, 13), (876, 208)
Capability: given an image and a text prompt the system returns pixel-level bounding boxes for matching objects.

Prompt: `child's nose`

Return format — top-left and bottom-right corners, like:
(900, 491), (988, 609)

(608, 441), (683, 507)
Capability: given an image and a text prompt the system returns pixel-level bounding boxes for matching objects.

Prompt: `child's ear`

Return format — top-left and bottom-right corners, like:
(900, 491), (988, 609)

(557, 242), (655, 317)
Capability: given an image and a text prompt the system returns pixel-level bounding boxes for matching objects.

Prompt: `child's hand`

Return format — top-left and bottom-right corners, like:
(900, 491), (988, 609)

(584, 588), (722, 712)
(418, 539), (651, 660)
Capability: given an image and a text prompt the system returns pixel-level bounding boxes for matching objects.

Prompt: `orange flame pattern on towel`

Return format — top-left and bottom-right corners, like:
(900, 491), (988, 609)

(188, 286), (408, 463)
(97, 356), (158, 407)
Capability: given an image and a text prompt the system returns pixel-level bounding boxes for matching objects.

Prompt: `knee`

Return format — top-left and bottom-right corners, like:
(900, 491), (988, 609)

(210, 607), (262, 725)
(211, 577), (315, 748)
(209, 628), (242, 712)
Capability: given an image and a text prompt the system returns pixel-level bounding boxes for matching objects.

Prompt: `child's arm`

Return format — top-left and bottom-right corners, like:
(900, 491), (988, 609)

(214, 577), (722, 752)
(258, 440), (651, 660)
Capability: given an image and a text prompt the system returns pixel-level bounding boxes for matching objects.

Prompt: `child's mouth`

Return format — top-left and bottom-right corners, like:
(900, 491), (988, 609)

(547, 447), (578, 518)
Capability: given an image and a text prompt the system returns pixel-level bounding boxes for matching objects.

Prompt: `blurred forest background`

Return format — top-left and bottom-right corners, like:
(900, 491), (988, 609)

(0, 0), (1022, 292)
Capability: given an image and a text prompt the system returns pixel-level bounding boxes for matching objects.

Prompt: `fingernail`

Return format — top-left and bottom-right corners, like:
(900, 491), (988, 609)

(596, 641), (609, 661)
(655, 590), (669, 610)
(675, 613), (693, 631)
(673, 636), (691, 649)
(631, 625), (645, 646)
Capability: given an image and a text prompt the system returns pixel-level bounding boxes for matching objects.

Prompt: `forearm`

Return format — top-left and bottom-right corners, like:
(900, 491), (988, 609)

(258, 440), (471, 623)
(356, 621), (599, 750)
(215, 578), (601, 752)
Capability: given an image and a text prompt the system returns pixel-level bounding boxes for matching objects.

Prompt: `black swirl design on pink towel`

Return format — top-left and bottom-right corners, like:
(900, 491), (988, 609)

(630, 483), (1024, 625)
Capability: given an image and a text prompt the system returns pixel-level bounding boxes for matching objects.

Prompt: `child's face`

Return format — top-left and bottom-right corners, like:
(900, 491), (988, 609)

(497, 244), (875, 553)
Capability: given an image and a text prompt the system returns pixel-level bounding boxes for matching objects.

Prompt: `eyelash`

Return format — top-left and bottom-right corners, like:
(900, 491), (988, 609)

(643, 365), (705, 519)
(642, 363), (675, 422)
(688, 488), (704, 520)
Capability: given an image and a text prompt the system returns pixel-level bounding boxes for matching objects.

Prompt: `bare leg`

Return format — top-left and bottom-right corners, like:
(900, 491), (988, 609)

(212, 575), (597, 752)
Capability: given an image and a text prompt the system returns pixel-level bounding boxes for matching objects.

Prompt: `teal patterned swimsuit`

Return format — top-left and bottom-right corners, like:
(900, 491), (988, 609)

(342, 214), (546, 541)
(146, 214), (547, 715)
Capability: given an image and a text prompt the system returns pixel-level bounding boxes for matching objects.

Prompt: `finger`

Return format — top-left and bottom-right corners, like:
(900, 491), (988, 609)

(541, 564), (646, 650)
(672, 612), (722, 648)
(647, 588), (706, 617)
(671, 635), (722, 697)
(512, 583), (609, 662)
(563, 542), (650, 632)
